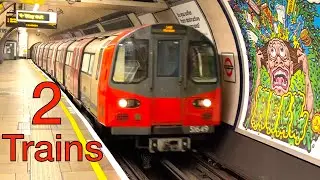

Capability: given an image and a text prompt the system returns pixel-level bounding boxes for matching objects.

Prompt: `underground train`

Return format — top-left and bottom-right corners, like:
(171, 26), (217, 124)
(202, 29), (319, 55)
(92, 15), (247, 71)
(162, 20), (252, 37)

(31, 24), (221, 153)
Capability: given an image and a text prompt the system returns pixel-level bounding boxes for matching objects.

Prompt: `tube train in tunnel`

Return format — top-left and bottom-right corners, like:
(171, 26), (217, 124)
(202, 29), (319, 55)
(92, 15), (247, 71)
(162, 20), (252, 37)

(31, 24), (221, 152)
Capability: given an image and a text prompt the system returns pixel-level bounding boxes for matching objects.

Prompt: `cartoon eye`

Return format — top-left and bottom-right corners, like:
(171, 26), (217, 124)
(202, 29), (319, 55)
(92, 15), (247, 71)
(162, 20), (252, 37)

(270, 47), (276, 58)
(280, 46), (286, 57)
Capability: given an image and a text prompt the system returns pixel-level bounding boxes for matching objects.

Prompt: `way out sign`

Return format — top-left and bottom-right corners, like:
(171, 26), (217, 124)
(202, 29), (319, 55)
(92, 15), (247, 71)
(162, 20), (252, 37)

(221, 52), (236, 83)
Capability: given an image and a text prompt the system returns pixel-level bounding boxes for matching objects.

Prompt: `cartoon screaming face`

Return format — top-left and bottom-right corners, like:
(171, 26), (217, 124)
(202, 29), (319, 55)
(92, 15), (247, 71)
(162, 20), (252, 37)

(266, 38), (293, 95)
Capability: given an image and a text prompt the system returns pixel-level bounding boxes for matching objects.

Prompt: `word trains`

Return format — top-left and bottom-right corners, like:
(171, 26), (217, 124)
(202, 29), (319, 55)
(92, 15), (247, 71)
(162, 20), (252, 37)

(2, 134), (103, 162)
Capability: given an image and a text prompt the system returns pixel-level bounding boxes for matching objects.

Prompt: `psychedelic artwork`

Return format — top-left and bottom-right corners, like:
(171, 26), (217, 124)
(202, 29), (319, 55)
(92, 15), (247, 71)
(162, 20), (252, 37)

(228, 0), (320, 155)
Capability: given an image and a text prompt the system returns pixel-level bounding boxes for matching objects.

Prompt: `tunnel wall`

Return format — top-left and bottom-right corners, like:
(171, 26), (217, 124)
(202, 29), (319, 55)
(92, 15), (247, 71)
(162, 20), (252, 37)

(27, 31), (48, 49)
(153, 9), (178, 23)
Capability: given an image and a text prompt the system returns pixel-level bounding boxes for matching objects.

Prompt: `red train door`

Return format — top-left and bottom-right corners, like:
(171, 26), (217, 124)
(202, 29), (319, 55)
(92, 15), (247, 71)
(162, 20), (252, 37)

(72, 38), (94, 99)
(151, 37), (185, 125)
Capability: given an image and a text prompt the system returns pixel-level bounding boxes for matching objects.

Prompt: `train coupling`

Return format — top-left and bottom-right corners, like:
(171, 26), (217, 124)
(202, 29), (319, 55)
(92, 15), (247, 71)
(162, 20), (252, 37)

(148, 137), (191, 153)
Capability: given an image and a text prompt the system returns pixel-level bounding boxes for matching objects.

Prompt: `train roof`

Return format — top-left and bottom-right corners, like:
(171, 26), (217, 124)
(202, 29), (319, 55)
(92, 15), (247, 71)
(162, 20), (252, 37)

(40, 23), (213, 45)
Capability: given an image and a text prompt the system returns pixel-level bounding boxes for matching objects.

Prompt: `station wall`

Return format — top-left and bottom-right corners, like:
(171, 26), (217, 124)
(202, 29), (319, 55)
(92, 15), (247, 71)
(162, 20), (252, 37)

(137, 13), (158, 25)
(0, 3), (14, 39)
(222, 0), (320, 166)
(6, 29), (17, 41)
(153, 9), (178, 23)
(27, 31), (48, 49)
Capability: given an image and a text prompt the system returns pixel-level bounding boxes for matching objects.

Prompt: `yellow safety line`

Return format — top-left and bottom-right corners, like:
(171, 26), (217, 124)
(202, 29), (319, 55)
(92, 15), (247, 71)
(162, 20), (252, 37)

(29, 62), (107, 180)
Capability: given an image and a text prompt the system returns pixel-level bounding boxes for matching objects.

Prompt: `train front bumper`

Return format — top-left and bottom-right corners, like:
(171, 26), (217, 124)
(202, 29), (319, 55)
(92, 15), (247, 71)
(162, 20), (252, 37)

(110, 125), (215, 135)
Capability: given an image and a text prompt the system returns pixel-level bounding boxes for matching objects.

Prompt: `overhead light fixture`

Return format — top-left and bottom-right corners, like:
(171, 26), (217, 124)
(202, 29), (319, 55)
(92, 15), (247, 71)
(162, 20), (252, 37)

(33, 3), (40, 11)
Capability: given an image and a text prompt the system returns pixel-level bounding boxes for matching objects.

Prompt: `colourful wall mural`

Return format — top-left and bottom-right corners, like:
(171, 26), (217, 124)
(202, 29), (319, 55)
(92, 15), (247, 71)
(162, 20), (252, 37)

(228, 0), (320, 156)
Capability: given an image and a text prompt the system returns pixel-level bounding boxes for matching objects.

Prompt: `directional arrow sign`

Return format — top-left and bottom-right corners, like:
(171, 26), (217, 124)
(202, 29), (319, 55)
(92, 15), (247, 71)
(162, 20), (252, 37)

(16, 10), (56, 24)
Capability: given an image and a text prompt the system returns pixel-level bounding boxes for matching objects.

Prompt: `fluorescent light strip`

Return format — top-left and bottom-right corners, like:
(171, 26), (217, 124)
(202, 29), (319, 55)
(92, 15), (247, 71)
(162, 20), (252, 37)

(33, 3), (39, 11)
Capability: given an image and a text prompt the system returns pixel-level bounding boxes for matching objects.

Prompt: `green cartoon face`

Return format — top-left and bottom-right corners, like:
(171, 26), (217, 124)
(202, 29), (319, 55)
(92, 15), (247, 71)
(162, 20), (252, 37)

(266, 38), (294, 95)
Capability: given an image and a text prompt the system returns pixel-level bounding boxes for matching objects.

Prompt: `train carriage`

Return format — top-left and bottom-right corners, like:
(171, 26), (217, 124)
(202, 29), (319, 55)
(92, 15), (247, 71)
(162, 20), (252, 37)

(35, 42), (44, 66)
(38, 42), (49, 68)
(47, 41), (64, 77)
(55, 40), (75, 87)
(42, 42), (54, 71)
(32, 24), (221, 153)
(79, 35), (118, 117)
(30, 42), (41, 63)
(64, 40), (80, 93)
(69, 37), (95, 100)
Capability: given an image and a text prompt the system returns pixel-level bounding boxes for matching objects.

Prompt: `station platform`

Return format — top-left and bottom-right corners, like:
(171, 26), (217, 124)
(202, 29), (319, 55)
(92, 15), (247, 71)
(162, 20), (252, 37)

(0, 59), (127, 180)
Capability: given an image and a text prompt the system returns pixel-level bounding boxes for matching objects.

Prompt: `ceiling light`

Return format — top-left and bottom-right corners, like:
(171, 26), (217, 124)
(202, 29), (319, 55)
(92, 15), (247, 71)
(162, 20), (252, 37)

(33, 3), (40, 11)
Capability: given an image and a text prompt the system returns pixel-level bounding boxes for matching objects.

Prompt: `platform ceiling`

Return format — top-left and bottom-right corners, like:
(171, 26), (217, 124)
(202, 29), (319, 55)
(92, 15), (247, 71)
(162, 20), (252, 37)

(3, 0), (168, 36)
(23, 4), (117, 36)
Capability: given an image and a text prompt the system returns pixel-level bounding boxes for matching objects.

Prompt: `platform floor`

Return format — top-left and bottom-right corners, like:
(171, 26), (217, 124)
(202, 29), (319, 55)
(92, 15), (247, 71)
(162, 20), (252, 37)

(0, 59), (124, 180)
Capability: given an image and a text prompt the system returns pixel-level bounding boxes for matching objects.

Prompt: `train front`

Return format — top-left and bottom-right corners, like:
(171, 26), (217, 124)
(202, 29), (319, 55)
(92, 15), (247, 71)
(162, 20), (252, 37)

(105, 24), (221, 153)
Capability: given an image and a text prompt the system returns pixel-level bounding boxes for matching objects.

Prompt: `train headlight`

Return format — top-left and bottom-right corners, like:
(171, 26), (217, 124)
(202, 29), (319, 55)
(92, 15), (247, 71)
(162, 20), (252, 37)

(202, 99), (211, 107)
(118, 99), (128, 108)
(118, 99), (140, 108)
(193, 99), (212, 108)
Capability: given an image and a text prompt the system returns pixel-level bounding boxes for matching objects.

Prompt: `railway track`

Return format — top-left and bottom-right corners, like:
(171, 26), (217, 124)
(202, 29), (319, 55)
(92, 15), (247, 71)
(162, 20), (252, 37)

(160, 151), (242, 180)
(112, 147), (244, 180)
(115, 152), (149, 180)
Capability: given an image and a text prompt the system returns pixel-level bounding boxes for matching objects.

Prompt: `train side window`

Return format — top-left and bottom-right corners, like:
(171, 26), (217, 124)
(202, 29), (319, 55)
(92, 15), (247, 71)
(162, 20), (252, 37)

(88, 54), (95, 75)
(65, 52), (70, 65)
(56, 50), (60, 62)
(68, 52), (74, 65)
(48, 49), (53, 58)
(113, 38), (148, 83)
(59, 51), (63, 62)
(66, 52), (70, 65)
(81, 53), (91, 73)
(188, 42), (217, 83)
(57, 50), (61, 62)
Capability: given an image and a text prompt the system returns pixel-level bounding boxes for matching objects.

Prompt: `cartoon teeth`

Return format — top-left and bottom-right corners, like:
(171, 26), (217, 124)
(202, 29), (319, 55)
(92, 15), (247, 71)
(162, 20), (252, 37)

(273, 69), (288, 88)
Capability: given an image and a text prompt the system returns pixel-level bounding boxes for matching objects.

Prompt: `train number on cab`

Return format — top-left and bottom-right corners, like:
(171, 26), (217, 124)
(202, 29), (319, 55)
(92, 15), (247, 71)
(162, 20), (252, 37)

(189, 126), (209, 133)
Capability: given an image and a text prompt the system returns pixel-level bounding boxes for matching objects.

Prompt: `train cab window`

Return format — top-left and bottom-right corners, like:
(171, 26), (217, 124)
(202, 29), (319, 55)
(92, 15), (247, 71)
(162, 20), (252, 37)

(113, 38), (148, 83)
(157, 40), (180, 77)
(81, 53), (91, 73)
(188, 42), (217, 83)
